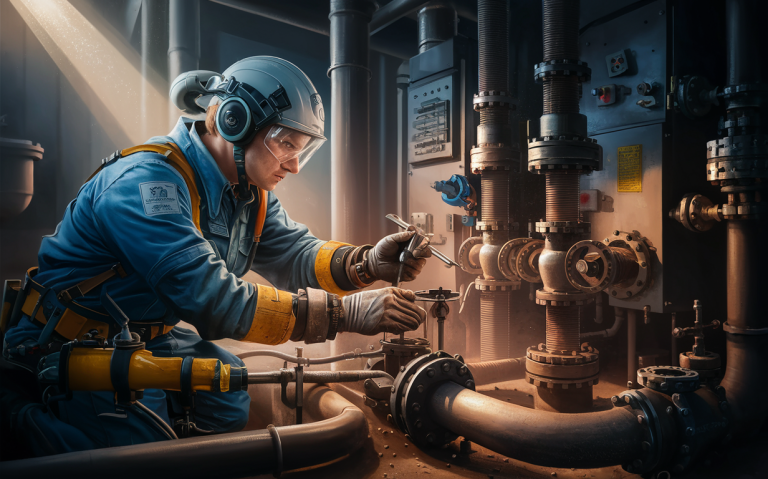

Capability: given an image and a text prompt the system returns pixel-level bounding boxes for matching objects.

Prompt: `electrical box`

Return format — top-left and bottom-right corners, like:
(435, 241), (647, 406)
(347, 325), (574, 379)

(579, 0), (725, 314)
(407, 37), (472, 167)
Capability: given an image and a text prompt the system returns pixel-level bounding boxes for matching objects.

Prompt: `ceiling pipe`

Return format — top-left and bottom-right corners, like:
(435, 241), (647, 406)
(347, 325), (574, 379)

(416, 1), (457, 53)
(370, 0), (477, 35)
(0, 385), (367, 478)
(328, 0), (376, 247)
(209, 0), (415, 59)
(167, 0), (199, 128)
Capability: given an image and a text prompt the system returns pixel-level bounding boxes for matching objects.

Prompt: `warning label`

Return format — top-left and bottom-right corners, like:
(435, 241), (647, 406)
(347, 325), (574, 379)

(617, 144), (642, 193)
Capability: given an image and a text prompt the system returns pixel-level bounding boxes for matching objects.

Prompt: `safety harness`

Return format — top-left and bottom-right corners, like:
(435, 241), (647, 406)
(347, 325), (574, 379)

(1, 143), (268, 346)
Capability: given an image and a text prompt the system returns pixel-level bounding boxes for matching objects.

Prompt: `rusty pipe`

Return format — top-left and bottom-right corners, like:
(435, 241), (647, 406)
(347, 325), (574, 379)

(0, 385), (366, 478)
(466, 357), (526, 385)
(429, 381), (645, 468)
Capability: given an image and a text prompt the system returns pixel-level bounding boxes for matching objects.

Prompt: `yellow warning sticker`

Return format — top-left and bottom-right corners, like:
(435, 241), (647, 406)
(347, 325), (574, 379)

(617, 145), (642, 192)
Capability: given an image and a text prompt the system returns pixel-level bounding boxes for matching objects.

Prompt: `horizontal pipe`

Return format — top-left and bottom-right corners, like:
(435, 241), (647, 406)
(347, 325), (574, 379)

(237, 348), (384, 365)
(210, 0), (416, 59)
(429, 382), (645, 468)
(0, 385), (366, 479)
(581, 306), (626, 339)
(466, 357), (526, 385)
(247, 369), (393, 384)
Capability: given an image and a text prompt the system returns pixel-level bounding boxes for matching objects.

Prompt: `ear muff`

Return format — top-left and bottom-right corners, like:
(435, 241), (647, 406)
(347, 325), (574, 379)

(216, 96), (253, 144)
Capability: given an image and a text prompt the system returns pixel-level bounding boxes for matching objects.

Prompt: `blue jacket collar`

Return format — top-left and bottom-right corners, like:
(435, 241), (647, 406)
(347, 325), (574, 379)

(163, 117), (232, 218)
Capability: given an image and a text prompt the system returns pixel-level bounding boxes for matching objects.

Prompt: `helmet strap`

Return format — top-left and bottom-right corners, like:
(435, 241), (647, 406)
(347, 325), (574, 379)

(233, 145), (252, 199)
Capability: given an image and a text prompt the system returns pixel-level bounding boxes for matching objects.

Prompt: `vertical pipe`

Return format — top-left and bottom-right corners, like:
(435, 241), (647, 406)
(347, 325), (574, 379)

(396, 61), (410, 220)
(168, 0), (200, 128)
(438, 318), (445, 351)
(141, 0), (168, 139)
(417, 1), (457, 53)
(627, 309), (637, 387)
(719, 220), (768, 436)
(725, 0), (760, 88)
(329, 0), (376, 246)
(476, 0), (514, 363)
(545, 306), (579, 353)
(480, 292), (510, 361)
(329, 0), (377, 370)
(725, 221), (760, 329)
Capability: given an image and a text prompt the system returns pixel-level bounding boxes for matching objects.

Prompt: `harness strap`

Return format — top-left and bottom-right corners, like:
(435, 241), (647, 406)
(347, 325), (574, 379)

(58, 264), (127, 303)
(121, 143), (203, 232)
(21, 268), (173, 343)
(110, 341), (145, 404)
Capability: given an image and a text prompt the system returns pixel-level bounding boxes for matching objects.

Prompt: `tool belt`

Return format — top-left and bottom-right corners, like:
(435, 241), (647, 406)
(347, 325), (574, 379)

(2, 266), (173, 345)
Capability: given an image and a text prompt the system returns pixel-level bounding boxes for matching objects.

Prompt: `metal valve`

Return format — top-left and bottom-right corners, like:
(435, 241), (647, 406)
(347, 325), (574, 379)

(673, 300), (722, 381)
(669, 193), (722, 232)
(565, 230), (654, 299)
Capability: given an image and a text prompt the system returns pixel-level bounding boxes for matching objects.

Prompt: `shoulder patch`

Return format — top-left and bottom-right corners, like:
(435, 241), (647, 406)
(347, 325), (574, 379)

(139, 181), (182, 216)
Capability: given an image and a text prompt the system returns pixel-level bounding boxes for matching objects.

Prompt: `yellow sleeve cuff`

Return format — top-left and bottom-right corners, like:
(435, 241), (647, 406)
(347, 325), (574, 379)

(242, 284), (296, 345)
(314, 240), (354, 297)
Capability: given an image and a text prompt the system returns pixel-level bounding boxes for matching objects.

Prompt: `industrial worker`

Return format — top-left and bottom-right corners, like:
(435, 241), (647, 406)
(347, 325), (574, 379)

(1, 57), (430, 454)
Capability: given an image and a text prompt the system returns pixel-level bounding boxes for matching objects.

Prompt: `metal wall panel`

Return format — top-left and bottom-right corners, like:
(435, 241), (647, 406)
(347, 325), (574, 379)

(580, 0), (667, 135)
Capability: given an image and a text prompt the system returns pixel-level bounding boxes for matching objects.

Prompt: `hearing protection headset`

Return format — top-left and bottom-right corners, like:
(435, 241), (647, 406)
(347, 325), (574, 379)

(213, 77), (291, 198)
(169, 70), (292, 198)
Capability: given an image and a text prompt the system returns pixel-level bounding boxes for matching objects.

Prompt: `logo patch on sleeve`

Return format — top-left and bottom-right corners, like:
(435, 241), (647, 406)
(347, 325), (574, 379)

(139, 182), (182, 216)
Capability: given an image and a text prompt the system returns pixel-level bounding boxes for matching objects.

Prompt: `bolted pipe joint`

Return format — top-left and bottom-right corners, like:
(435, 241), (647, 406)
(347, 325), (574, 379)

(669, 193), (723, 232)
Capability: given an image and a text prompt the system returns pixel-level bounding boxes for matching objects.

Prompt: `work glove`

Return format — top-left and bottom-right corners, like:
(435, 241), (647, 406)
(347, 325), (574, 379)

(366, 230), (432, 283)
(341, 288), (426, 335)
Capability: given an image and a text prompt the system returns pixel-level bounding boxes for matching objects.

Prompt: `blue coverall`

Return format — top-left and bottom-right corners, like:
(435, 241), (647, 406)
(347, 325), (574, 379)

(4, 117), (344, 454)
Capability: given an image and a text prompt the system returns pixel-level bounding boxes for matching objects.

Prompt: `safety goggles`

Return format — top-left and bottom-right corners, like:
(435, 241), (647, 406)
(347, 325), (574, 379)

(264, 125), (325, 171)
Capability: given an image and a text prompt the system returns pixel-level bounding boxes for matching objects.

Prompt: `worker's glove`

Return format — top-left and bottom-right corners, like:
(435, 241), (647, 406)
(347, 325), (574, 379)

(341, 288), (426, 335)
(365, 230), (432, 283)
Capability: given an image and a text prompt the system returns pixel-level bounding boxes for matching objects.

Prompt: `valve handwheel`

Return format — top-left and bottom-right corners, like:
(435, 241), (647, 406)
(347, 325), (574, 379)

(565, 240), (617, 293)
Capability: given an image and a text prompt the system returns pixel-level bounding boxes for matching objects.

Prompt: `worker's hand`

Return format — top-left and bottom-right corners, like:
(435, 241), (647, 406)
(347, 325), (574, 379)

(341, 287), (426, 335)
(365, 230), (432, 283)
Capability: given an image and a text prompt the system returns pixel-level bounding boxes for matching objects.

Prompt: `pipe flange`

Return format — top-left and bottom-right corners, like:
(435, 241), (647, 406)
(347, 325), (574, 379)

(722, 322), (768, 335)
(393, 354), (475, 447)
(458, 237), (483, 275)
(526, 356), (600, 379)
(475, 220), (519, 231)
(475, 278), (520, 291)
(390, 351), (452, 434)
(473, 90), (516, 110)
(719, 201), (766, 219)
(533, 59), (592, 83)
(721, 111), (762, 131)
(665, 388), (729, 476)
(526, 371), (599, 389)
(516, 239), (544, 283)
(719, 82), (768, 101)
(615, 390), (664, 475)
(470, 144), (521, 173)
(565, 240), (617, 293)
(526, 345), (599, 365)
(670, 193), (720, 232)
(535, 221), (591, 234)
(706, 134), (768, 177)
(679, 351), (721, 370)
(528, 137), (601, 173)
(535, 290), (593, 306)
(603, 230), (652, 300)
(637, 366), (700, 393)
(707, 156), (768, 181)
(498, 238), (536, 280)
